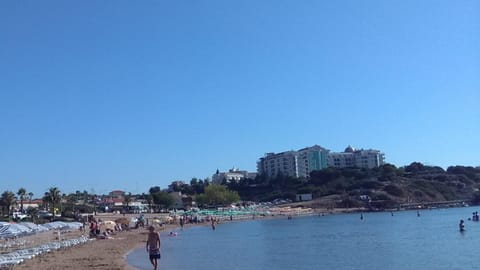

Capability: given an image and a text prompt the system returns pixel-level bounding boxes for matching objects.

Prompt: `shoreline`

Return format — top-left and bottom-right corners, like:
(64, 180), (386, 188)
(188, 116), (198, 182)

(124, 208), (326, 270)
(9, 206), (442, 270)
(11, 213), (180, 270)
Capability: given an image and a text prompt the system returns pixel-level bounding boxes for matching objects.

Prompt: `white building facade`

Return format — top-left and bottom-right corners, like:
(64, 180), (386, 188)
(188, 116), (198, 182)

(257, 145), (329, 178)
(328, 146), (385, 169)
(212, 167), (257, 184)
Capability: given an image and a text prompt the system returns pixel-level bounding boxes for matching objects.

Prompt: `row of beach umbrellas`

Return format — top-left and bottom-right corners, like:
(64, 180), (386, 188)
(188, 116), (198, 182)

(182, 209), (271, 216)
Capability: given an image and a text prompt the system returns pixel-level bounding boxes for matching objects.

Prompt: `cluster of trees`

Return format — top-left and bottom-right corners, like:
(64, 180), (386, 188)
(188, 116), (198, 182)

(0, 188), (35, 218)
(42, 187), (62, 217)
(168, 178), (211, 195)
(196, 184), (240, 207)
(0, 187), (64, 221)
(1, 181), (242, 221)
(146, 183), (240, 209)
(147, 187), (175, 210)
(0, 190), (17, 218)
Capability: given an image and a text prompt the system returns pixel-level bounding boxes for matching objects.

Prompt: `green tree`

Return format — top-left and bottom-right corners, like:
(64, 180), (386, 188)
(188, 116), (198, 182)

(145, 193), (153, 212)
(404, 162), (425, 173)
(17, 188), (27, 212)
(0, 191), (16, 218)
(148, 187), (161, 212)
(64, 193), (78, 213)
(195, 193), (208, 207)
(83, 190), (90, 203)
(26, 207), (39, 223)
(124, 192), (132, 213)
(149, 186), (161, 194)
(225, 189), (241, 204)
(151, 191), (174, 209)
(43, 187), (62, 219)
(191, 178), (207, 194)
(203, 184), (240, 206)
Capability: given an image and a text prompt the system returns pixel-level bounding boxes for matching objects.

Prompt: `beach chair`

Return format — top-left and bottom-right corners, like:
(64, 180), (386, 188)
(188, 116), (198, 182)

(0, 254), (24, 269)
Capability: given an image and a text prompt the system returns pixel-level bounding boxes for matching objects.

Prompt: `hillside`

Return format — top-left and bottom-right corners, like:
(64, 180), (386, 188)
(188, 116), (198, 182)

(226, 163), (480, 210)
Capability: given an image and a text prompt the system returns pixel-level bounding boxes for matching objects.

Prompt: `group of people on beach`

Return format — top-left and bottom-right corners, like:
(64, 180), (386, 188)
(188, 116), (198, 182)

(89, 219), (101, 237)
(88, 218), (126, 239)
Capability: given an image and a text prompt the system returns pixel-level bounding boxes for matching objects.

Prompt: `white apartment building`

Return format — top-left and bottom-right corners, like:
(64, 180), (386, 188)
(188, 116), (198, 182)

(212, 167), (257, 184)
(257, 145), (329, 178)
(328, 145), (385, 169)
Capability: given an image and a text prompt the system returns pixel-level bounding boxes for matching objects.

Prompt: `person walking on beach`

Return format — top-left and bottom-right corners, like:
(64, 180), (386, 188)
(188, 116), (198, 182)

(146, 226), (161, 270)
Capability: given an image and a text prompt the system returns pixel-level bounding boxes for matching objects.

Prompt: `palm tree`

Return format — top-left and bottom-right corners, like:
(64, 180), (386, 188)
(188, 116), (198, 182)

(123, 192), (132, 214)
(27, 192), (34, 211)
(145, 193), (153, 213)
(66, 193), (77, 212)
(74, 190), (81, 202)
(1, 191), (16, 219)
(26, 207), (39, 223)
(43, 187), (62, 220)
(17, 188), (26, 213)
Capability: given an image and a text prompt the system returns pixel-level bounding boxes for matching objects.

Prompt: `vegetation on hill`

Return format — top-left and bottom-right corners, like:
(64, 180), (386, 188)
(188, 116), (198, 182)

(225, 163), (480, 209)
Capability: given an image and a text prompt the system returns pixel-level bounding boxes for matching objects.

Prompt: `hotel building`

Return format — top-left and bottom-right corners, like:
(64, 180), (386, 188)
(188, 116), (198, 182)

(257, 145), (329, 178)
(212, 167), (257, 184)
(328, 145), (385, 169)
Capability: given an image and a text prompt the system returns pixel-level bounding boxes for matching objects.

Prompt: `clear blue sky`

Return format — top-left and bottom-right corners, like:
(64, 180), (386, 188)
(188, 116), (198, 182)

(1, 1), (479, 197)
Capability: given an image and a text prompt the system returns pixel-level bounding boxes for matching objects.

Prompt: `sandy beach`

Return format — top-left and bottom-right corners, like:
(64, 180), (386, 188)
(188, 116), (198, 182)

(14, 229), (145, 270)
(9, 207), (336, 270)
(11, 213), (176, 270)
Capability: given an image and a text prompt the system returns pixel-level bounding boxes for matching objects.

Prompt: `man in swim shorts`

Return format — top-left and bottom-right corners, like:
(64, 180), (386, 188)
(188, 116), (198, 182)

(146, 226), (161, 270)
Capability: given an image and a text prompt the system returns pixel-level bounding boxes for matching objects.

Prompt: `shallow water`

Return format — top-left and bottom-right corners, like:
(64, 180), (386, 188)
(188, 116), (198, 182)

(127, 207), (480, 270)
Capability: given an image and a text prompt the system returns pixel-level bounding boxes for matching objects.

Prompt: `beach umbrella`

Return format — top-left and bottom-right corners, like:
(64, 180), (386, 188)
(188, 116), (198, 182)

(151, 218), (162, 224)
(102, 221), (116, 231)
(115, 217), (130, 225)
(0, 223), (32, 238)
(9, 223), (33, 235)
(0, 223), (10, 235)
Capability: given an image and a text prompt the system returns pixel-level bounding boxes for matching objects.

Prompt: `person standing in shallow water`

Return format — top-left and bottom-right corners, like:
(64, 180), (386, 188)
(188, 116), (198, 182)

(146, 226), (161, 270)
(459, 219), (465, 232)
(211, 218), (216, 230)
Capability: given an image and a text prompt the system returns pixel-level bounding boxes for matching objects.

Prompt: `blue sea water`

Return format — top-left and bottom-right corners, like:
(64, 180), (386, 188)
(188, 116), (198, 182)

(127, 207), (480, 270)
